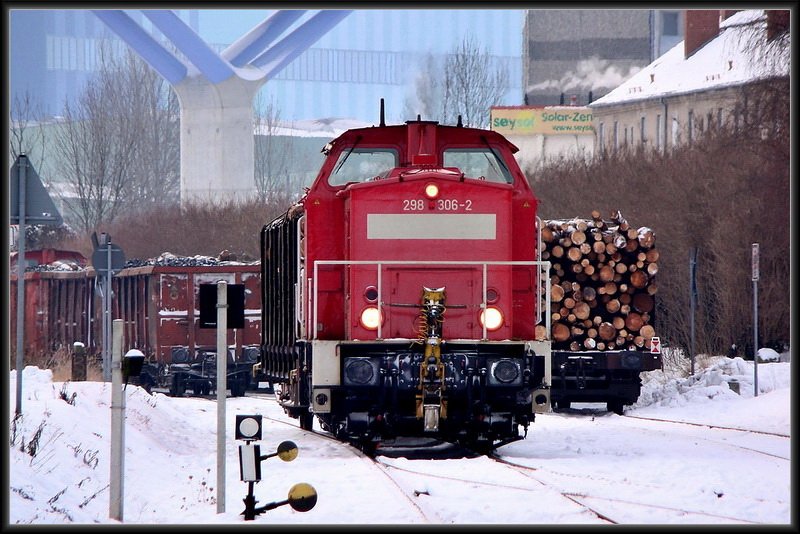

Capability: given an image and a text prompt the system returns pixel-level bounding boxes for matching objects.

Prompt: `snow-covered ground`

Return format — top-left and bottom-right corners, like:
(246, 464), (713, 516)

(7, 350), (790, 524)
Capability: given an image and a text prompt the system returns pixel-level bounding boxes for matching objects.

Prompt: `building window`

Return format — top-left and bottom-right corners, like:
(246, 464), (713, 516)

(672, 117), (679, 146)
(613, 121), (618, 151)
(662, 12), (679, 36)
(656, 114), (662, 150)
(688, 110), (694, 144)
(640, 117), (646, 144)
(717, 108), (723, 129)
(598, 122), (605, 152)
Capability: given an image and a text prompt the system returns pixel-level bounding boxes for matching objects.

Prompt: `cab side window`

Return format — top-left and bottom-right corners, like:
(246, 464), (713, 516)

(443, 149), (513, 183)
(329, 149), (398, 185)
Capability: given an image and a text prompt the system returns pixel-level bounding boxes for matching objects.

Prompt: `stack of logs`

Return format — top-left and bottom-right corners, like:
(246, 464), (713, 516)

(535, 210), (658, 352)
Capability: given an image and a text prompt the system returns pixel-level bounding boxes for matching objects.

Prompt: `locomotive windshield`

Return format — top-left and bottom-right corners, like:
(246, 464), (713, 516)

(443, 148), (513, 184)
(329, 148), (398, 185)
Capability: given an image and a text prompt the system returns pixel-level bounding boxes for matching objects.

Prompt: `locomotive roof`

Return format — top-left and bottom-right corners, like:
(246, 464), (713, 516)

(324, 121), (520, 154)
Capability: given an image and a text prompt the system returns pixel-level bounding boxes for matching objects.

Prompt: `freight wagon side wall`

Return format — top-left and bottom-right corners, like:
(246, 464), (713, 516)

(10, 271), (96, 362)
(114, 265), (262, 365)
(260, 211), (303, 383)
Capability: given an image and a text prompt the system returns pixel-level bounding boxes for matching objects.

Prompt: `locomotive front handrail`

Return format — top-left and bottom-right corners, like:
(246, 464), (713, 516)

(311, 260), (552, 341)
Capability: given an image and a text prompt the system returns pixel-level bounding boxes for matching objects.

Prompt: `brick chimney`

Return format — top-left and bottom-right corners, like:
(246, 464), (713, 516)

(721, 10), (739, 21)
(766, 10), (789, 40)
(684, 10), (721, 58)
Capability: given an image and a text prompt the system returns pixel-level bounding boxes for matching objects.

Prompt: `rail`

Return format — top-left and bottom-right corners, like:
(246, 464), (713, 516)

(311, 260), (551, 341)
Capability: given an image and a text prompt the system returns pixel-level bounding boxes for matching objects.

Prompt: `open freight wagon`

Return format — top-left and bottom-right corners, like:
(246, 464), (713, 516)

(112, 262), (263, 396)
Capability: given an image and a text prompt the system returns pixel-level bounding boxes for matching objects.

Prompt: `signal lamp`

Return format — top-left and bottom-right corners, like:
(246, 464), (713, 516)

(287, 483), (318, 512)
(479, 307), (504, 331)
(235, 414), (263, 441)
(364, 286), (379, 302)
(360, 306), (382, 330)
(486, 287), (499, 303)
(424, 183), (440, 199)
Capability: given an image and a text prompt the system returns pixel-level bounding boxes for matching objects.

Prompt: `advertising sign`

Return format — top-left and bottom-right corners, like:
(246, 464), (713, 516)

(491, 106), (595, 136)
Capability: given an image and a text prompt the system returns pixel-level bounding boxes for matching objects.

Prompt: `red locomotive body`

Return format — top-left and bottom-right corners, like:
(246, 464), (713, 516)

(261, 121), (553, 451)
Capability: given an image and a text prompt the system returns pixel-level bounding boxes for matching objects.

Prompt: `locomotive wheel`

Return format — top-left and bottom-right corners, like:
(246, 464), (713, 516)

(299, 412), (314, 431)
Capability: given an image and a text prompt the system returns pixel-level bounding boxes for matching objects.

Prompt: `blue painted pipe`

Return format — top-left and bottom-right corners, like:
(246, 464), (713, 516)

(91, 10), (187, 85)
(142, 9), (235, 84)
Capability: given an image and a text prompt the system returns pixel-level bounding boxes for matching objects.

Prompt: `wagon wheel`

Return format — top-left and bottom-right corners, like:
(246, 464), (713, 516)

(299, 412), (314, 431)
(139, 373), (155, 395)
(169, 374), (185, 397)
(230, 378), (246, 397)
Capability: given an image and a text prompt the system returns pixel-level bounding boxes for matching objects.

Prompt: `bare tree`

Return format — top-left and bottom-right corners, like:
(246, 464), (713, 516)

(253, 92), (295, 203)
(403, 54), (443, 121)
(442, 36), (510, 128)
(121, 52), (180, 209)
(53, 48), (180, 234)
(10, 91), (47, 170)
(406, 37), (510, 128)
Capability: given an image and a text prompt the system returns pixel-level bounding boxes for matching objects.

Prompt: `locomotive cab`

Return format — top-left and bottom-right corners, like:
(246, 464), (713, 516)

(261, 120), (552, 451)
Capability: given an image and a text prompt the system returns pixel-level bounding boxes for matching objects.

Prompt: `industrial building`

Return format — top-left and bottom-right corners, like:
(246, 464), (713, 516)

(523, 9), (684, 106)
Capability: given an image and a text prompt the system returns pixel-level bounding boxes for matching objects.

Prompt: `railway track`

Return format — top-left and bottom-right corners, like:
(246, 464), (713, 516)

(618, 414), (791, 461)
(489, 454), (764, 524)
(623, 413), (790, 438)
(242, 391), (786, 524)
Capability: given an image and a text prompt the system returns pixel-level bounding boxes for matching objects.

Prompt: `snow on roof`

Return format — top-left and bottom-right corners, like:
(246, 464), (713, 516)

(590, 10), (789, 107)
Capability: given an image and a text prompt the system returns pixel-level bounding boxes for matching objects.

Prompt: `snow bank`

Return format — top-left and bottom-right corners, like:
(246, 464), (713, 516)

(636, 356), (790, 409)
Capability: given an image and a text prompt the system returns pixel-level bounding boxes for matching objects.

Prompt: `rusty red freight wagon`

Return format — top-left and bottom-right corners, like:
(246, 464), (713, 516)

(10, 250), (96, 361)
(112, 261), (262, 395)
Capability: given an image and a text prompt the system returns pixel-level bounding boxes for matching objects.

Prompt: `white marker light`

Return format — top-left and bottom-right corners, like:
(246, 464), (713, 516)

(424, 183), (439, 199)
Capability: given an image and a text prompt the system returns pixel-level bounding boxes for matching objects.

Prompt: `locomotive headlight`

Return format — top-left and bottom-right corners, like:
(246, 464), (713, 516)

(479, 306), (504, 331)
(424, 183), (440, 199)
(360, 306), (382, 330)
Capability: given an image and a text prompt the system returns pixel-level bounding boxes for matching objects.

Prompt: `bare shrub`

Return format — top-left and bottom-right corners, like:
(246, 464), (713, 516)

(529, 96), (789, 358)
(59, 383), (77, 405)
(99, 197), (287, 261)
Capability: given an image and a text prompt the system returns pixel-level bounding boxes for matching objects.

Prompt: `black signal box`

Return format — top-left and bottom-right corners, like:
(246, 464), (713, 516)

(199, 283), (245, 329)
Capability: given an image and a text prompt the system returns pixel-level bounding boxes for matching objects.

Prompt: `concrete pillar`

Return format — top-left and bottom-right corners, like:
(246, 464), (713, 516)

(174, 76), (264, 204)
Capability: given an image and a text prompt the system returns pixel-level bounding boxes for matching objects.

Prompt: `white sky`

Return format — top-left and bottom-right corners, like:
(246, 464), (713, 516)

(8, 348), (790, 525)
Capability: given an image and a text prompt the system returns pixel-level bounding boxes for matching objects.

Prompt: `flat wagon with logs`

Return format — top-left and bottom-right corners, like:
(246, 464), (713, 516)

(540, 210), (662, 414)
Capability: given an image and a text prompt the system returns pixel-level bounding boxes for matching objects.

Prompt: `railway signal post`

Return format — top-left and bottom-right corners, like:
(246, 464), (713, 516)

(235, 416), (315, 520)
(752, 243), (759, 397)
(11, 154), (63, 415)
(91, 233), (126, 382)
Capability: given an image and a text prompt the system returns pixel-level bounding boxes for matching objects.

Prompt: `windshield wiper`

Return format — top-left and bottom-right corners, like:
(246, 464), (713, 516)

(334, 135), (362, 175)
(480, 135), (511, 183)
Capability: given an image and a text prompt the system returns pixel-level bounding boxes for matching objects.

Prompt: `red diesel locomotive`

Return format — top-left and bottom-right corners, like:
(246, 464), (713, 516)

(260, 119), (553, 451)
